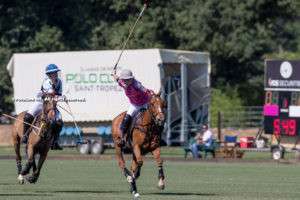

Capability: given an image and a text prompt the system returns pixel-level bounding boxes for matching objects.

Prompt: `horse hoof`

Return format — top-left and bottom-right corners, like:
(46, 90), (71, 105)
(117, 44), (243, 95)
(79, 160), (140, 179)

(158, 179), (165, 190)
(17, 174), (25, 185)
(127, 176), (133, 183)
(132, 192), (140, 200)
(26, 176), (37, 184)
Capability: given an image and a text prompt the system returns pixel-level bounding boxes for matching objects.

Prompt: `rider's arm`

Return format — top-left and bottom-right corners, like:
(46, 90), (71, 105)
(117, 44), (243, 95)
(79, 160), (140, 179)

(41, 78), (60, 97)
(135, 81), (154, 95)
(42, 79), (54, 94)
(56, 79), (63, 96)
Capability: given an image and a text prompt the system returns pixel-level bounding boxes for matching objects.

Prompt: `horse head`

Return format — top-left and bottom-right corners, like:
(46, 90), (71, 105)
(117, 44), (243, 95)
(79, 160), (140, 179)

(148, 91), (166, 127)
(40, 94), (58, 134)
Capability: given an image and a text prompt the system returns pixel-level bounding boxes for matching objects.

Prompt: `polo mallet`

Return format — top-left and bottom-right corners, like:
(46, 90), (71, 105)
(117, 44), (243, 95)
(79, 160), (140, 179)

(2, 113), (40, 130)
(113, 0), (150, 72)
(2, 113), (40, 136)
(62, 99), (84, 144)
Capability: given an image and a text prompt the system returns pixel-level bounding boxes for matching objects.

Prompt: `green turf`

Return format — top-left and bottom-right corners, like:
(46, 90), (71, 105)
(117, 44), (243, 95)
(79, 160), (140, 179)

(0, 145), (297, 160)
(0, 158), (300, 200)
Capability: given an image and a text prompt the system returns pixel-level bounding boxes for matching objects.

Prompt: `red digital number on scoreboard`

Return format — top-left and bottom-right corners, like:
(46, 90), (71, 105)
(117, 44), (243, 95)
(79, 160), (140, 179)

(273, 119), (296, 136)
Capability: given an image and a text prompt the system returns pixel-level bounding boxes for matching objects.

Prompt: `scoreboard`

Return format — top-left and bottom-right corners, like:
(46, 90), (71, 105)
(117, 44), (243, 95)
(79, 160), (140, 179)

(264, 60), (300, 136)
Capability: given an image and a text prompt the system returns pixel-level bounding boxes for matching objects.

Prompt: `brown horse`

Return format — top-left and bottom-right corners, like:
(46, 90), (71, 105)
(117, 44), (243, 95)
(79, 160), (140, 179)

(112, 93), (166, 198)
(12, 95), (59, 184)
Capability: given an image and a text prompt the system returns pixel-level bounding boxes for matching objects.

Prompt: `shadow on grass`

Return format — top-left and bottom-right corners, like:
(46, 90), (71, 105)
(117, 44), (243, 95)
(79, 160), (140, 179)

(0, 183), (17, 186)
(0, 193), (53, 197)
(38, 190), (216, 196)
(146, 192), (217, 196)
(39, 190), (125, 194)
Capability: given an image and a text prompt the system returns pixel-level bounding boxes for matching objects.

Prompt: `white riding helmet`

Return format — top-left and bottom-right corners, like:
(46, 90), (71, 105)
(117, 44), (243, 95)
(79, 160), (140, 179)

(119, 69), (134, 80)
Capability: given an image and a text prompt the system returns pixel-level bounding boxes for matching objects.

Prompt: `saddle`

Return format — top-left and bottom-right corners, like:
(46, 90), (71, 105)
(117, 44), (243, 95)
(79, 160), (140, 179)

(124, 108), (147, 147)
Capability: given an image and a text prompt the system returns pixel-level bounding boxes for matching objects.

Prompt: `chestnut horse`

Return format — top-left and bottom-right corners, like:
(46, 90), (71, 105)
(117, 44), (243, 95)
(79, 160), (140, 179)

(12, 95), (59, 184)
(112, 93), (166, 198)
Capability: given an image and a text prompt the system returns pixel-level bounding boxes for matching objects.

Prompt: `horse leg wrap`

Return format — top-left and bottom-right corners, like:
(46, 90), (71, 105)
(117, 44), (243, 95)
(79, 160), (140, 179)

(16, 161), (22, 175)
(158, 166), (165, 180)
(21, 161), (33, 176)
(134, 165), (142, 179)
(27, 173), (39, 184)
(32, 160), (37, 172)
(123, 168), (132, 178)
(124, 167), (134, 183)
(130, 180), (137, 194)
(137, 161), (143, 167)
(33, 172), (40, 182)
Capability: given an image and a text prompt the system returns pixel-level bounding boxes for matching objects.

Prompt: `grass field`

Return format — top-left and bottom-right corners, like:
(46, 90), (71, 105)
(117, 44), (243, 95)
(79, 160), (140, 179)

(0, 146), (300, 200)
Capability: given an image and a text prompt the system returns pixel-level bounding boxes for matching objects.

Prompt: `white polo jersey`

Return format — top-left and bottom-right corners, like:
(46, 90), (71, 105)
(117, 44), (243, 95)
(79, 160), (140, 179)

(36, 77), (62, 98)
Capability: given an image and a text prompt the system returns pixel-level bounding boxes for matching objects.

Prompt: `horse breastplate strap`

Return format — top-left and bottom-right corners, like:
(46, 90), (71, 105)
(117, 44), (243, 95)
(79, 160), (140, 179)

(130, 110), (146, 129)
(134, 125), (149, 133)
(132, 112), (156, 135)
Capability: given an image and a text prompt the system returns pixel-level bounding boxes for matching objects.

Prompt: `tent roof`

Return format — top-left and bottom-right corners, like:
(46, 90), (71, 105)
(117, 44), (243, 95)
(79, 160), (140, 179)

(7, 49), (210, 76)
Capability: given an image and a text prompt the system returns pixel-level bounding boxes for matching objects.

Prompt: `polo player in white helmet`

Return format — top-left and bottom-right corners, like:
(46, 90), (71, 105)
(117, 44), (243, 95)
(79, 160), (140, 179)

(113, 69), (154, 146)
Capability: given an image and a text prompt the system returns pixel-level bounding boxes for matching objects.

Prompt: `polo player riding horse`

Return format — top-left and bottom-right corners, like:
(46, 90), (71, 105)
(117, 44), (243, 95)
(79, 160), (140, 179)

(22, 64), (63, 150)
(112, 70), (166, 198)
(13, 95), (62, 184)
(12, 63), (64, 184)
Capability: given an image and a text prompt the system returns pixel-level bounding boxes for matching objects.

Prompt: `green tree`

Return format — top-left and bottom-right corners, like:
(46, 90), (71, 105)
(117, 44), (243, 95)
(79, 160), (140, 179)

(89, 0), (174, 49)
(0, 48), (13, 113)
(169, 0), (298, 105)
(28, 25), (66, 52)
(210, 88), (244, 127)
(0, 0), (299, 113)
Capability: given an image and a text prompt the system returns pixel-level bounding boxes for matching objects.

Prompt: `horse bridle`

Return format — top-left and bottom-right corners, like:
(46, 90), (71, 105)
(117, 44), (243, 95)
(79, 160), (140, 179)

(149, 96), (165, 126)
(39, 97), (57, 137)
(132, 97), (165, 134)
(43, 96), (57, 118)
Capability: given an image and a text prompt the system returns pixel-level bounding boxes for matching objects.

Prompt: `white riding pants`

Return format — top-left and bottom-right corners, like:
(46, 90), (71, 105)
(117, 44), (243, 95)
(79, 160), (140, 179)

(126, 103), (148, 117)
(28, 100), (62, 121)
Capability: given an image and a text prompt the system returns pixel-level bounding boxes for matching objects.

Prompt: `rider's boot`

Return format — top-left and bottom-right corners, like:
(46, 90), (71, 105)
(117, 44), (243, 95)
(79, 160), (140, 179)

(51, 120), (63, 150)
(21, 113), (34, 144)
(120, 114), (132, 147)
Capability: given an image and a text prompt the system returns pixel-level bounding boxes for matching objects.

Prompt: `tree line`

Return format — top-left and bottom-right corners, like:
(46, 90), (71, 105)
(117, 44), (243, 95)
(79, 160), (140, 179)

(0, 0), (299, 114)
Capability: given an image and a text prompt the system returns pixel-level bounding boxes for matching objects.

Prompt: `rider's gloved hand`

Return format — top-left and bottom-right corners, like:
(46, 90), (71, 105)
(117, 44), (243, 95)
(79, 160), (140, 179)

(146, 89), (155, 96)
(61, 95), (67, 102)
(111, 70), (118, 80)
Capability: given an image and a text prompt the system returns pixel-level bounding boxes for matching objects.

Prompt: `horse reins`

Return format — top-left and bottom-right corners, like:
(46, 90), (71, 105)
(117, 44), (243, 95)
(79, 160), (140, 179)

(134, 99), (164, 134)
(149, 97), (165, 123)
(2, 114), (41, 131)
